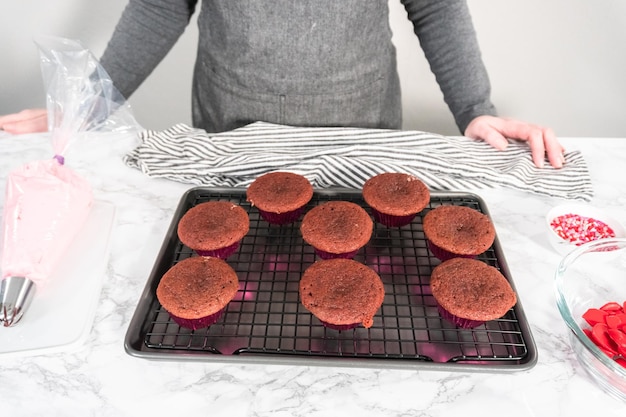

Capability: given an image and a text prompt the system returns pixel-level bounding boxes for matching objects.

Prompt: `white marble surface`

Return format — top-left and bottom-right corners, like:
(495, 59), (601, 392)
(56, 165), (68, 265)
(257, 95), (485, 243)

(0, 130), (625, 416)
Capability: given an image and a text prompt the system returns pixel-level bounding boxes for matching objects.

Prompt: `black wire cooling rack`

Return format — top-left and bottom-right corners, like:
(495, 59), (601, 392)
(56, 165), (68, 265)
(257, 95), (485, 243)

(124, 187), (537, 371)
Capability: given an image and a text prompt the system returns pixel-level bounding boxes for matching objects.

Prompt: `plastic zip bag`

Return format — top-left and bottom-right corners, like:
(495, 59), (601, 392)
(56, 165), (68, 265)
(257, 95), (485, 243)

(0, 36), (140, 327)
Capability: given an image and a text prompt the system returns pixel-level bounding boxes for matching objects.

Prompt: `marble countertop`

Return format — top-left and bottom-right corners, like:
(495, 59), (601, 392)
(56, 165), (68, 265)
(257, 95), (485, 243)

(0, 130), (625, 416)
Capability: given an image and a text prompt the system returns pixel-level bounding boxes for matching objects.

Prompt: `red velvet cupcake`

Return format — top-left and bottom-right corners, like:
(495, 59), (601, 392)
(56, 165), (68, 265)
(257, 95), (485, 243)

(299, 258), (385, 330)
(246, 171), (313, 225)
(177, 201), (249, 259)
(422, 205), (495, 261)
(300, 201), (373, 259)
(429, 257), (517, 329)
(156, 256), (239, 330)
(362, 172), (430, 227)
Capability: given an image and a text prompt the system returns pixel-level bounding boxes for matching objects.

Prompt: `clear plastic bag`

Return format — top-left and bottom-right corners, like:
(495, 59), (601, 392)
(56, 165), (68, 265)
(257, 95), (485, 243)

(0, 36), (139, 326)
(37, 35), (142, 156)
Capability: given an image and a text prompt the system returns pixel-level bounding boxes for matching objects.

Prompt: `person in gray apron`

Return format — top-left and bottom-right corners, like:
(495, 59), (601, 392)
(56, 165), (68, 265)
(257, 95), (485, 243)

(0, 0), (564, 168)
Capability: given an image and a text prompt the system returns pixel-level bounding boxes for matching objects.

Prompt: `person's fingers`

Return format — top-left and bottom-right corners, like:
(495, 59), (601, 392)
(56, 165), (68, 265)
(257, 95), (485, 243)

(2, 119), (47, 134)
(525, 126), (547, 169)
(516, 124), (564, 169)
(464, 115), (509, 150)
(0, 109), (48, 134)
(0, 109), (44, 126)
(474, 117), (565, 169)
(542, 127), (565, 169)
(478, 126), (508, 151)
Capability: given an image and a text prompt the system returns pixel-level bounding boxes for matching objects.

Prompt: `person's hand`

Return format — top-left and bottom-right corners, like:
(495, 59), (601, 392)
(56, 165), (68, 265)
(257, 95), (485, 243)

(464, 115), (565, 169)
(0, 109), (48, 134)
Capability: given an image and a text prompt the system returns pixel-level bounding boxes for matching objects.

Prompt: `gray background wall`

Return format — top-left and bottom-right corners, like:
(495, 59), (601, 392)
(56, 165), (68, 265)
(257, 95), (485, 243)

(1, 1), (625, 137)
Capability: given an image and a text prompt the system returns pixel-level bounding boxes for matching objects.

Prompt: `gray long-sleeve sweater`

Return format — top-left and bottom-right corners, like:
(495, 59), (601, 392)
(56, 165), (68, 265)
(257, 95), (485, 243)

(100, 0), (497, 133)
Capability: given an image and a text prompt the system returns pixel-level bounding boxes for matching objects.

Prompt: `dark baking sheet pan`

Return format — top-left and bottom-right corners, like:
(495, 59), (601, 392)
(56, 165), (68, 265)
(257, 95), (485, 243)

(124, 187), (537, 372)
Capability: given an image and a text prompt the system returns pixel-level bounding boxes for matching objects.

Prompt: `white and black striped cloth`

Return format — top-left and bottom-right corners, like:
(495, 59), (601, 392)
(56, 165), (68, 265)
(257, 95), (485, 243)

(123, 121), (593, 201)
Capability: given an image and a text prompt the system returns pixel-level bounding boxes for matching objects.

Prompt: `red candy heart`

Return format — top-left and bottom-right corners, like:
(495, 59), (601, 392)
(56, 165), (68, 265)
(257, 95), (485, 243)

(582, 300), (626, 368)
(591, 323), (618, 355)
(606, 313), (626, 329)
(601, 301), (623, 312)
(583, 308), (608, 326)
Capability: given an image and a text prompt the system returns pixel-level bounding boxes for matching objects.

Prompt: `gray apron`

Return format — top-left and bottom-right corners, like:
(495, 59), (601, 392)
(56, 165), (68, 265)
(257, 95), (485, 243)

(191, 0), (402, 132)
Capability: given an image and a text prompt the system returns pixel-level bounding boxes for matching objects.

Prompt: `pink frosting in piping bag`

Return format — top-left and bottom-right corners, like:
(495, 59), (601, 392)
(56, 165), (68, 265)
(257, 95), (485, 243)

(0, 37), (140, 325)
(1, 157), (93, 285)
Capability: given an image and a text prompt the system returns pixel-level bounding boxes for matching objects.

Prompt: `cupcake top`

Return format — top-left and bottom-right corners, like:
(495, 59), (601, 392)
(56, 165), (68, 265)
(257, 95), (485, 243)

(299, 258), (385, 328)
(246, 171), (313, 213)
(177, 201), (249, 252)
(430, 257), (516, 322)
(362, 172), (430, 216)
(156, 256), (239, 320)
(422, 205), (496, 256)
(300, 201), (373, 255)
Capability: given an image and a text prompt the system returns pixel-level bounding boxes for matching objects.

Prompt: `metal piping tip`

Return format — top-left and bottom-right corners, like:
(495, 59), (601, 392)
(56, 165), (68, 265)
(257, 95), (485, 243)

(0, 276), (36, 327)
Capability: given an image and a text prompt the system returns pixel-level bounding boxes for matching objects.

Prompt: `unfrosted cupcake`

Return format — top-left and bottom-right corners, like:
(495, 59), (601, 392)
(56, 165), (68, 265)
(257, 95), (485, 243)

(156, 256), (239, 330)
(422, 205), (495, 261)
(246, 171), (313, 225)
(300, 201), (373, 259)
(429, 257), (517, 329)
(362, 172), (430, 227)
(177, 201), (249, 259)
(299, 258), (385, 330)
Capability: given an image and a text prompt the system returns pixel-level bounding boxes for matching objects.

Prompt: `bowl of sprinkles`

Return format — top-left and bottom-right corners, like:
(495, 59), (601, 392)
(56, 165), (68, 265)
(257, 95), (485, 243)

(546, 204), (625, 255)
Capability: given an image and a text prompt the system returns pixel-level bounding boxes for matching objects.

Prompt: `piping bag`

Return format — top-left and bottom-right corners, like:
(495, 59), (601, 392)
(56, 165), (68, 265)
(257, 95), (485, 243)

(0, 36), (140, 327)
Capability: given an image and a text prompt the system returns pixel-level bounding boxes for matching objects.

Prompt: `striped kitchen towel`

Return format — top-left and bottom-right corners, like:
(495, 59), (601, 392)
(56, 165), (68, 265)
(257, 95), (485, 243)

(123, 121), (593, 201)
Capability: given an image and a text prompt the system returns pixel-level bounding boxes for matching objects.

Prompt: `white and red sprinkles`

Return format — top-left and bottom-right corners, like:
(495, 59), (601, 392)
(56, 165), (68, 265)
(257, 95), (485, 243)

(550, 213), (616, 246)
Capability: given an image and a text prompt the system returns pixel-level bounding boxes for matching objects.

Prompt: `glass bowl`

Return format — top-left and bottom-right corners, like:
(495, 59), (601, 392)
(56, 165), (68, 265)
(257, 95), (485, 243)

(555, 238), (626, 402)
(546, 204), (625, 256)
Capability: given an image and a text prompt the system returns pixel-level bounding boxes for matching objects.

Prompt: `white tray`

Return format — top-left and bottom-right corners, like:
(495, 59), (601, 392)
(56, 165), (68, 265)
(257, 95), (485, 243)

(0, 200), (116, 358)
